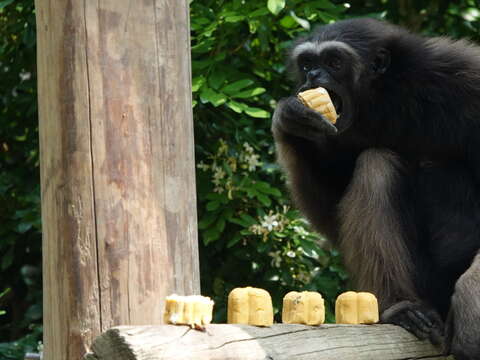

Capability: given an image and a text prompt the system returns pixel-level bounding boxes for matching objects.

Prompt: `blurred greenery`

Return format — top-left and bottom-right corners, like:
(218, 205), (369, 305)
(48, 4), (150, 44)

(0, 0), (478, 358)
(0, 0), (42, 358)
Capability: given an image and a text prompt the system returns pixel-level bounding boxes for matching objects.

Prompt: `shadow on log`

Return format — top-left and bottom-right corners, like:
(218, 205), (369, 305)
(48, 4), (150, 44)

(84, 324), (454, 360)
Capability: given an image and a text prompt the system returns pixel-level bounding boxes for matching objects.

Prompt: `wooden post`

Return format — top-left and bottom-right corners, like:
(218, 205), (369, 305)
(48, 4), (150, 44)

(35, 1), (200, 359)
(85, 324), (452, 360)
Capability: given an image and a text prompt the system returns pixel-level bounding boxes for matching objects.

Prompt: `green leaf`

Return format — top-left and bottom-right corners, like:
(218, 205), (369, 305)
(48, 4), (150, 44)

(16, 222), (32, 234)
(246, 187), (259, 198)
(249, 8), (270, 17)
(229, 218), (250, 227)
(244, 106), (270, 118)
(0, 0), (14, 9)
(279, 16), (297, 29)
(200, 87), (227, 107)
(258, 241), (271, 253)
(215, 217), (226, 232)
(227, 233), (242, 248)
(222, 79), (254, 95)
(239, 213), (257, 226)
(225, 15), (246, 23)
(192, 76), (205, 92)
(203, 227), (221, 245)
(194, 17), (211, 26)
(300, 239), (320, 258)
(206, 193), (226, 201)
(198, 212), (218, 229)
(257, 193), (271, 206)
(255, 181), (282, 196)
(267, 0), (285, 16)
(192, 59), (214, 70)
(290, 11), (310, 30)
(208, 71), (227, 90)
(310, 0), (337, 10)
(191, 39), (214, 54)
(226, 101), (244, 113)
(232, 87), (266, 99)
(206, 201), (220, 211)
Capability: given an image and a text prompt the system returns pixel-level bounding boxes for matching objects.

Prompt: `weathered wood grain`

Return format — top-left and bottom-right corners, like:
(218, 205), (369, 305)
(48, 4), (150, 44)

(36, 0), (199, 359)
(85, 324), (453, 360)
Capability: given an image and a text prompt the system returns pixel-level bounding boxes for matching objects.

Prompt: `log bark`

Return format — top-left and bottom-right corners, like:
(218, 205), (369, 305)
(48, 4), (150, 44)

(35, 0), (199, 359)
(85, 324), (453, 360)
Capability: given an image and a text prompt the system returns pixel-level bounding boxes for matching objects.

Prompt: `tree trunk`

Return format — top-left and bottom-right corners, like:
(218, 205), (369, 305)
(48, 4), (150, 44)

(35, 1), (199, 359)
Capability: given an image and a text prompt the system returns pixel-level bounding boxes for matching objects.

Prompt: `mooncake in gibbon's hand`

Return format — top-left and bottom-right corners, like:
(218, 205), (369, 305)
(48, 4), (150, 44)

(297, 87), (338, 124)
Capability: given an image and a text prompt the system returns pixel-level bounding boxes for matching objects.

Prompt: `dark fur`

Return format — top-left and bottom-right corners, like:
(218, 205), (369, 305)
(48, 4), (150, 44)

(272, 18), (480, 359)
(338, 149), (417, 306)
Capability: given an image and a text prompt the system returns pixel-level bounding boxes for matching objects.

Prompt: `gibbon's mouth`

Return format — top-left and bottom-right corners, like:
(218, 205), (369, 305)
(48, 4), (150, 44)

(329, 89), (343, 118)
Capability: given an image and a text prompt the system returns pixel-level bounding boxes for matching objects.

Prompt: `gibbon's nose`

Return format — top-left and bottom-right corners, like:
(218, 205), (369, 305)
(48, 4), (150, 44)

(307, 68), (328, 84)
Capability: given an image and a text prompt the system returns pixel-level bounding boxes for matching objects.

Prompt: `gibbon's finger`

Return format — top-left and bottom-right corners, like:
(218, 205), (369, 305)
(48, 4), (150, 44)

(303, 109), (338, 136)
(406, 309), (433, 335)
(396, 318), (413, 333)
(411, 309), (434, 328)
(274, 97), (337, 138)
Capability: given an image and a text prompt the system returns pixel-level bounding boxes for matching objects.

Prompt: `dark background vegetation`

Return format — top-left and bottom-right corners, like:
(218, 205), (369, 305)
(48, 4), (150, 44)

(0, 0), (478, 358)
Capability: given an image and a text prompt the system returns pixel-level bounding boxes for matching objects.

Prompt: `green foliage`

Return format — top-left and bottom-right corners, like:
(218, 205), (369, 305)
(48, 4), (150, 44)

(0, 324), (42, 360)
(348, 0), (480, 39)
(0, 0), (42, 356)
(191, 0), (349, 322)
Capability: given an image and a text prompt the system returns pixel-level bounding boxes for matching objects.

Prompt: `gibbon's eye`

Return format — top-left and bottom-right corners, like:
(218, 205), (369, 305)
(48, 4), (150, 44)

(299, 58), (315, 73)
(326, 56), (342, 71)
(301, 62), (313, 73)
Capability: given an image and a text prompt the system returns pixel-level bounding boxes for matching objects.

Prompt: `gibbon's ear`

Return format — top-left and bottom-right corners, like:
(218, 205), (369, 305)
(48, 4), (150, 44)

(372, 48), (390, 75)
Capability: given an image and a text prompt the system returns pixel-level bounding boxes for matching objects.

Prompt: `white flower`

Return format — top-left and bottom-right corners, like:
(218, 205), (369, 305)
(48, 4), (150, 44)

(293, 226), (309, 237)
(213, 168), (226, 181)
(268, 251), (282, 268)
(261, 214), (279, 231)
(20, 71), (31, 81)
(245, 153), (262, 171)
(218, 139), (228, 155)
(213, 186), (224, 194)
(243, 142), (254, 153)
(249, 224), (264, 235)
(197, 161), (209, 171)
(286, 250), (296, 258)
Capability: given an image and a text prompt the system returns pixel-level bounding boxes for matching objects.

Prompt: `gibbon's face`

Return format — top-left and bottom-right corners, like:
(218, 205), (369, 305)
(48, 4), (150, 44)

(291, 40), (363, 132)
(291, 37), (389, 133)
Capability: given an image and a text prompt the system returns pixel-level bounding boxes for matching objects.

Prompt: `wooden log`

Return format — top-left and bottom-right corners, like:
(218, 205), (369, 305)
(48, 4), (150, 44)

(35, 0), (199, 359)
(84, 324), (453, 360)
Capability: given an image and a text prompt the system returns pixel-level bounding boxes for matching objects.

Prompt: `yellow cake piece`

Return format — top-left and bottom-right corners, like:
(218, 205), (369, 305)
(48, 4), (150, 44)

(163, 294), (214, 326)
(282, 291), (325, 325)
(335, 291), (379, 324)
(228, 287), (273, 326)
(297, 87), (338, 124)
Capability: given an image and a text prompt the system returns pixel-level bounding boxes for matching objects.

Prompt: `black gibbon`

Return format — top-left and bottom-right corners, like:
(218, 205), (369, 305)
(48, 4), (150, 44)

(272, 18), (480, 360)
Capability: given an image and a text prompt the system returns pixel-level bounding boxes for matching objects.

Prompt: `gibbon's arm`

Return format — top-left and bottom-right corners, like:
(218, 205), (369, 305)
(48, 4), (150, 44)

(272, 97), (356, 241)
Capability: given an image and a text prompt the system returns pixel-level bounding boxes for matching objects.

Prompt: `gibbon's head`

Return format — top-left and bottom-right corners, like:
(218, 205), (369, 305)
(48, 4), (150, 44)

(289, 18), (407, 132)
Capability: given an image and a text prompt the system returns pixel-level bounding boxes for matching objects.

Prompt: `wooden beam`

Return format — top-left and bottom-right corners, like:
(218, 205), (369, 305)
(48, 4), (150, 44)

(35, 0), (199, 359)
(84, 324), (452, 360)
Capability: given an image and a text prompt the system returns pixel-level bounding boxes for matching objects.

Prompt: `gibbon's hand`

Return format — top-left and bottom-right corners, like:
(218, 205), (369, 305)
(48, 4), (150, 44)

(271, 96), (338, 143)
